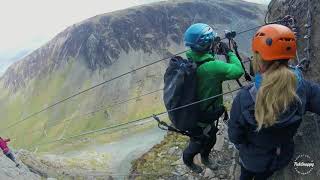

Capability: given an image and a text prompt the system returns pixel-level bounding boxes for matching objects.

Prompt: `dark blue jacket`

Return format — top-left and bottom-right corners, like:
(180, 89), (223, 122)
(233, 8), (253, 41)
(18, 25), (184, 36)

(228, 78), (320, 173)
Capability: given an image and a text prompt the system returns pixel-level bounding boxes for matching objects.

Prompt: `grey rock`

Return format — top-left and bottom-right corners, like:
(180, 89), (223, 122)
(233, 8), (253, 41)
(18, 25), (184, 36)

(203, 168), (215, 178)
(171, 171), (180, 176)
(219, 174), (227, 178)
(219, 169), (227, 175)
(218, 169), (227, 179)
(187, 176), (199, 180)
(175, 165), (188, 175)
(214, 133), (225, 151)
(171, 158), (183, 166)
(168, 146), (179, 156)
(0, 153), (40, 180)
(267, 1), (320, 179)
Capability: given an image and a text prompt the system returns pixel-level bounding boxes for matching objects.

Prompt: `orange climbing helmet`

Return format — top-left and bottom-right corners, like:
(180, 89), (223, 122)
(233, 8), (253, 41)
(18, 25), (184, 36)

(252, 24), (297, 61)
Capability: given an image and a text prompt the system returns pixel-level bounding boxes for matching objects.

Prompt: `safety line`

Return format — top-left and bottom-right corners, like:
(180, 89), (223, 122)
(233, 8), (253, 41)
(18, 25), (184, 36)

(20, 59), (252, 138)
(31, 85), (244, 147)
(4, 20), (277, 132)
(26, 88), (164, 135)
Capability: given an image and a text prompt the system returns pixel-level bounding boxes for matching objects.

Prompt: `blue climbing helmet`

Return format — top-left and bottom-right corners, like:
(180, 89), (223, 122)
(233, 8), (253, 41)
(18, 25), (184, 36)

(184, 23), (216, 52)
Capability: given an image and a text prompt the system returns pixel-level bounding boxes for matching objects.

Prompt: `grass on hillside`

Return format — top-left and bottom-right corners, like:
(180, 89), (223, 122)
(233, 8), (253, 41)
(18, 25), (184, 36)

(0, 59), (165, 152)
(130, 132), (188, 180)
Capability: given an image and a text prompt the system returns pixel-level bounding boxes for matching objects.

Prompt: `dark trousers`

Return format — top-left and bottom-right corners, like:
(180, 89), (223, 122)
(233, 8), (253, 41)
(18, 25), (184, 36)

(240, 165), (275, 180)
(183, 125), (218, 165)
(5, 152), (17, 164)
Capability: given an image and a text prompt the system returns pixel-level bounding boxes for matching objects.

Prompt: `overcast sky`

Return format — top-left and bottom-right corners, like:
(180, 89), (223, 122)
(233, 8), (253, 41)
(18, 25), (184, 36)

(0, 0), (271, 64)
(0, 0), (163, 58)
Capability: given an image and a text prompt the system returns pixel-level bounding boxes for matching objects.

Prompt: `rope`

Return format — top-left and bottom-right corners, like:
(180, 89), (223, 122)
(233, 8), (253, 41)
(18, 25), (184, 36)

(20, 59), (252, 138)
(30, 85), (244, 147)
(14, 88), (164, 137)
(264, 0), (277, 24)
(47, 88), (163, 127)
(3, 25), (265, 133)
(1, 53), (177, 132)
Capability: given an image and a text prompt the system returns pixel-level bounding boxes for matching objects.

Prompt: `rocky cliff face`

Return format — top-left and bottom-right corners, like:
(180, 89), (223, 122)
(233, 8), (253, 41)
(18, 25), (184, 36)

(268, 0), (320, 82)
(268, 0), (320, 179)
(0, 151), (40, 180)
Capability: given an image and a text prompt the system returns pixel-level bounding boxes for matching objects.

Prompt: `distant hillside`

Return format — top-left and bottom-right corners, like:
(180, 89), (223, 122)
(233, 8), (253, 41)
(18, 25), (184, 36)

(0, 49), (30, 75)
(0, 0), (266, 151)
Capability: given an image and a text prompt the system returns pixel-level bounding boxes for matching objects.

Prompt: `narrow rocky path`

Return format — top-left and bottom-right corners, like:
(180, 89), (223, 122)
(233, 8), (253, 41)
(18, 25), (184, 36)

(0, 152), (40, 180)
(130, 121), (240, 180)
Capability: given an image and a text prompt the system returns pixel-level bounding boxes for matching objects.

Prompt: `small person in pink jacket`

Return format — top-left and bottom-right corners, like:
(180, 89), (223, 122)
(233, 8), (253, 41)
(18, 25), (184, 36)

(0, 137), (20, 167)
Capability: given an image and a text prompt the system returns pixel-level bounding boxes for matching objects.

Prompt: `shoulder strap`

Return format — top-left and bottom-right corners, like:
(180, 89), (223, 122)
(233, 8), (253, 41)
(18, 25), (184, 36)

(204, 97), (219, 111)
(195, 59), (212, 68)
(249, 85), (257, 103)
(152, 115), (192, 137)
(172, 55), (184, 61)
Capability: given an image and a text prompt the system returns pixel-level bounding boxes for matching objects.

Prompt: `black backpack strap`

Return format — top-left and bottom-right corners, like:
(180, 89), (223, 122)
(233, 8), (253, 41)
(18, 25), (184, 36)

(195, 59), (212, 67)
(153, 108), (228, 138)
(152, 115), (192, 137)
(172, 55), (184, 61)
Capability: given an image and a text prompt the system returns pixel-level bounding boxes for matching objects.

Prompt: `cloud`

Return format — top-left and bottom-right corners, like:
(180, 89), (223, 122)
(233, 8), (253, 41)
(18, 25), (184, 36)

(0, 0), (164, 74)
(0, 0), (267, 56)
(0, 0), (162, 56)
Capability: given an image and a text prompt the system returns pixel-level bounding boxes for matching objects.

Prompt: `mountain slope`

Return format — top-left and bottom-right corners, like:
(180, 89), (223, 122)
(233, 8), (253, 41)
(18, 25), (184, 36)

(0, 0), (266, 151)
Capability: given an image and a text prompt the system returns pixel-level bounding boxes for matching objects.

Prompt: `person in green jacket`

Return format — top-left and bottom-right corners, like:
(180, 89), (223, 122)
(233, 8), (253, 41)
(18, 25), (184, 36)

(182, 23), (244, 173)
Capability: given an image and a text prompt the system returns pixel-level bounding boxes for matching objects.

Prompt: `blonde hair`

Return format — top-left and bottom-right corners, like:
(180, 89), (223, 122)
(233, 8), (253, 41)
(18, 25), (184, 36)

(253, 53), (299, 130)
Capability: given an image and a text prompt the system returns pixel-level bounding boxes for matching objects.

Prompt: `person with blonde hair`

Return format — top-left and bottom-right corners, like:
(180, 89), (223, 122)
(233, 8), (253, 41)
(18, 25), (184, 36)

(228, 24), (320, 180)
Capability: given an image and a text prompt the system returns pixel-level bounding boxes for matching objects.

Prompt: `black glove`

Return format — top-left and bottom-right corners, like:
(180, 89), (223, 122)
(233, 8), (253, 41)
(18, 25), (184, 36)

(216, 42), (232, 55)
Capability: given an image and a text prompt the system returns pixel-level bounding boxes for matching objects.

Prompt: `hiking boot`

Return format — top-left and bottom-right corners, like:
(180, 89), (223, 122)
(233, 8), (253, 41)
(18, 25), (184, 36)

(201, 156), (218, 170)
(185, 163), (203, 174)
(183, 155), (203, 174)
